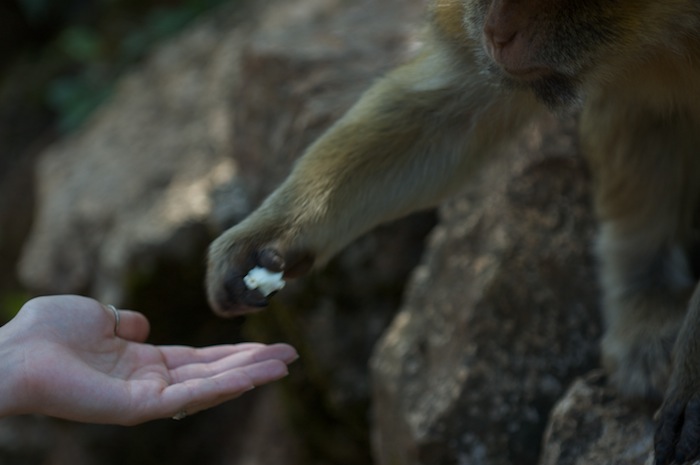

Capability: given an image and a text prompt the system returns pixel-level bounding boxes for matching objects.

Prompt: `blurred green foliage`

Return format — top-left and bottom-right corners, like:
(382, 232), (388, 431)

(11, 0), (232, 132)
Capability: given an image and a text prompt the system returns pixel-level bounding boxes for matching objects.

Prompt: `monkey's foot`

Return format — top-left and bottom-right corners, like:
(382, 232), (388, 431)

(602, 333), (674, 401)
(655, 389), (700, 465)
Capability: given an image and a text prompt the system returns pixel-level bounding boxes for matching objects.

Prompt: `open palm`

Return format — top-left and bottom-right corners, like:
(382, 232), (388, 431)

(0, 295), (297, 425)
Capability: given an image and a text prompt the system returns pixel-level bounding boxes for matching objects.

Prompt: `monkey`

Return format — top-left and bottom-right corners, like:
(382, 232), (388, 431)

(205, 1), (700, 463)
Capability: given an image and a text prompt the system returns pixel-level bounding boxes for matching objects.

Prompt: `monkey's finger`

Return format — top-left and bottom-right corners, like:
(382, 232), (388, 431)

(222, 269), (269, 310)
(220, 248), (286, 310)
(257, 247), (313, 278)
(654, 401), (684, 465)
(674, 396), (700, 464)
(258, 248), (285, 273)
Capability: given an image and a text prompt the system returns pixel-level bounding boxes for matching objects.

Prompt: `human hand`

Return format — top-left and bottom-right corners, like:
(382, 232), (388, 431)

(0, 295), (297, 425)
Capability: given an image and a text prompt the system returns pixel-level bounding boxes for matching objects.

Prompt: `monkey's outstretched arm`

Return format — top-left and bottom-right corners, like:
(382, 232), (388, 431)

(206, 37), (539, 315)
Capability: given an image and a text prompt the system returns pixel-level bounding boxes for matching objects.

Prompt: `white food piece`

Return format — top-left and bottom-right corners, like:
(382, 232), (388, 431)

(243, 266), (285, 296)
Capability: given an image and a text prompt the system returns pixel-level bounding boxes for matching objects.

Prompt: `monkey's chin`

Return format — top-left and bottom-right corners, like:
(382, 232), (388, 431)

(531, 74), (582, 109)
(502, 71), (583, 110)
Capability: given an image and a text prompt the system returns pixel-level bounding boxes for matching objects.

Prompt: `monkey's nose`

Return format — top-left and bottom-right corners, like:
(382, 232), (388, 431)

(484, 25), (517, 53)
(483, 3), (520, 56)
(482, 4), (543, 78)
(483, 21), (520, 65)
(483, 25), (545, 80)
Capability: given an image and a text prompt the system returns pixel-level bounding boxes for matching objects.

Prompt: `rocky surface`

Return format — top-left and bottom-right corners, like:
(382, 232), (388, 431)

(371, 115), (603, 465)
(540, 371), (656, 465)
(5, 0), (666, 464)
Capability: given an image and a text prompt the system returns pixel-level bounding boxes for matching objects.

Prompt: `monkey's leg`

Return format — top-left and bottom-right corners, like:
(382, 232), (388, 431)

(583, 103), (700, 400)
(206, 39), (540, 315)
(597, 227), (693, 400)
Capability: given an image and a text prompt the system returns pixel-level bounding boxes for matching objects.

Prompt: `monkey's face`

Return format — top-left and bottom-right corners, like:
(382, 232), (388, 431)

(464, 0), (629, 108)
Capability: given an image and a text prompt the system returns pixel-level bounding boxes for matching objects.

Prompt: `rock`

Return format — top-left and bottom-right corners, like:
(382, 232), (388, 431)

(18, 2), (255, 305)
(247, 209), (436, 464)
(539, 371), (656, 465)
(370, 115), (603, 465)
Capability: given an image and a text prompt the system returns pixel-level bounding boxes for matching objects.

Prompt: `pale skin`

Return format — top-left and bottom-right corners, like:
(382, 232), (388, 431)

(0, 295), (297, 425)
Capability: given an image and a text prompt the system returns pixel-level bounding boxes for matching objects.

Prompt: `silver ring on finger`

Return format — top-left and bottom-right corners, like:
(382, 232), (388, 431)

(105, 304), (120, 336)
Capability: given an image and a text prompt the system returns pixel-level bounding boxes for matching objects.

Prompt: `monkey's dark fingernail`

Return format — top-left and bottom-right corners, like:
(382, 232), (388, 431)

(258, 248), (285, 272)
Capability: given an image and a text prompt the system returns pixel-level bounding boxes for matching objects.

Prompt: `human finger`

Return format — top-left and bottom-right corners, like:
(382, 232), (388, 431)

(151, 359), (290, 420)
(159, 343), (267, 367)
(167, 343), (297, 383)
(113, 310), (150, 342)
(172, 359), (292, 418)
(160, 343), (297, 369)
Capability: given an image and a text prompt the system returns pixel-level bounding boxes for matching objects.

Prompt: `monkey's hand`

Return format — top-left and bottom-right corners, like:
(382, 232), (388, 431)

(654, 284), (700, 465)
(655, 382), (700, 464)
(206, 219), (313, 316)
